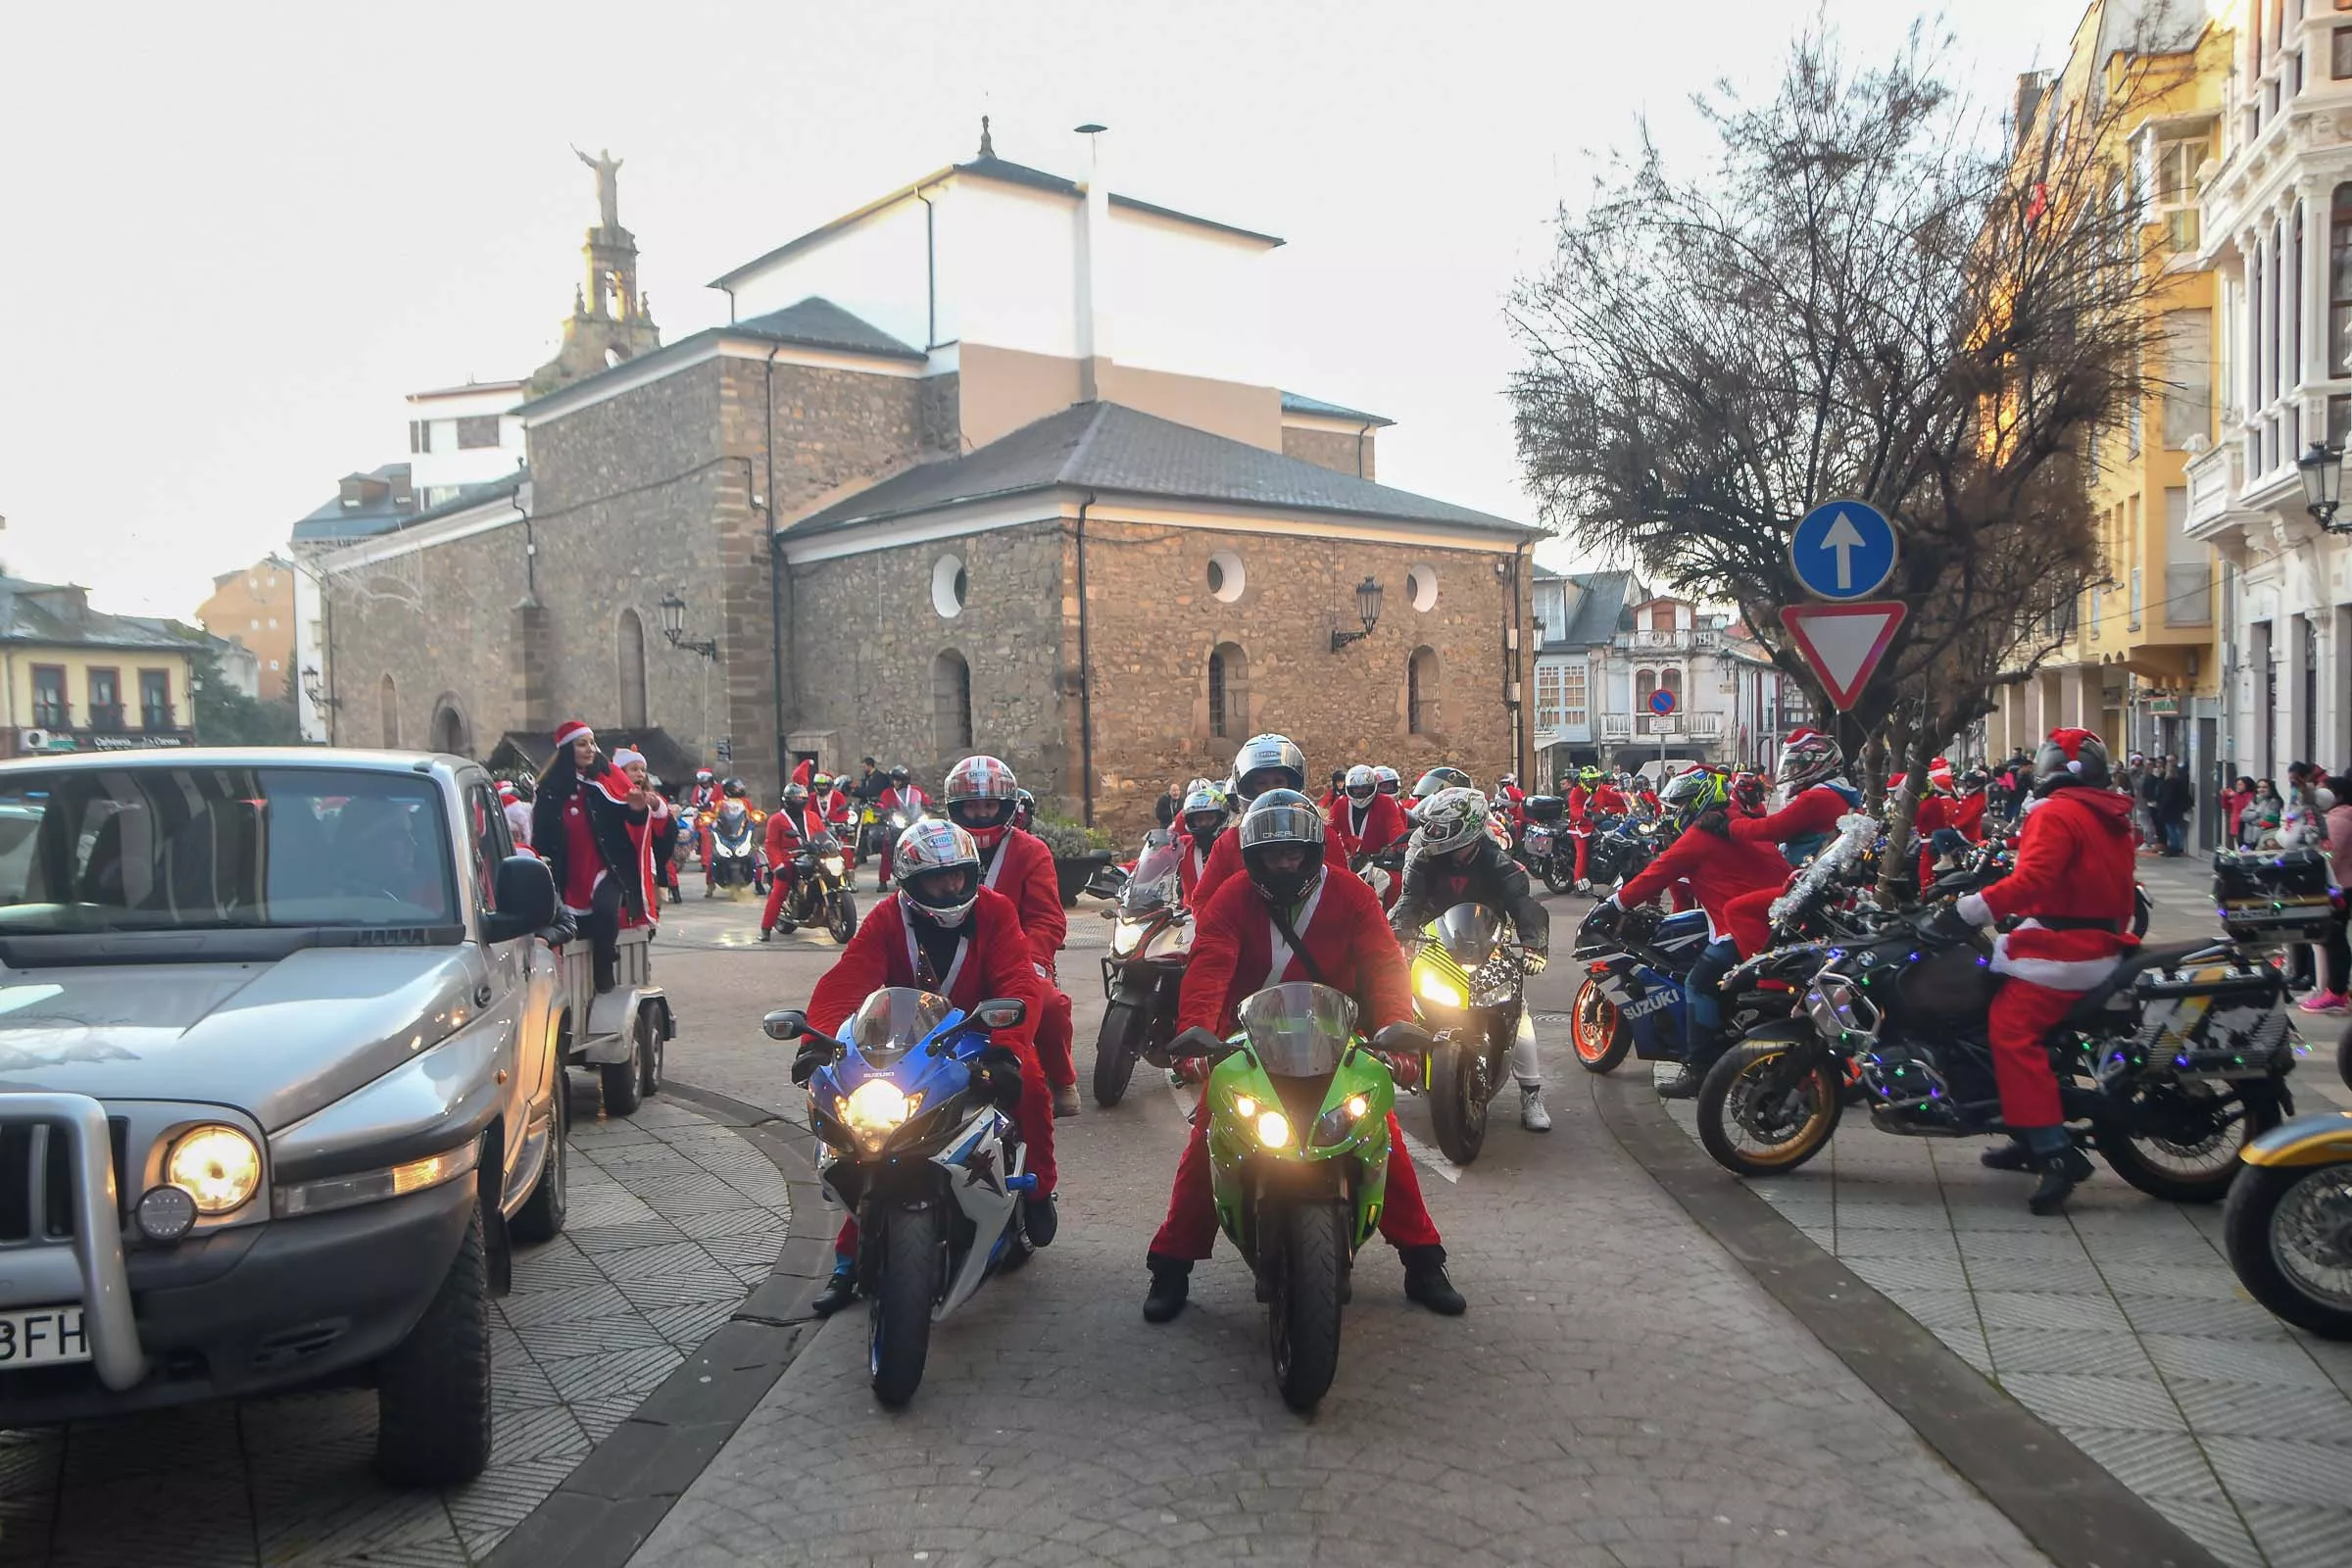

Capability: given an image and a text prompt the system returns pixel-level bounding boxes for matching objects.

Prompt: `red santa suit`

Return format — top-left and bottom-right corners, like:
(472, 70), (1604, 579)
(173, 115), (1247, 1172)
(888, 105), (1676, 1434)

(875, 785), (935, 885)
(760, 805), (830, 931)
(621, 796), (669, 930)
(1719, 779), (1864, 956)
(1330, 792), (1410, 862)
(1190, 823), (1249, 907)
(1958, 784), (2137, 1129)
(815, 786), (853, 829)
(1176, 832), (1217, 903)
(980, 825), (1076, 1093)
(807, 888), (1054, 1197)
(1616, 824), (1790, 950)
(1152, 866), (1441, 1260)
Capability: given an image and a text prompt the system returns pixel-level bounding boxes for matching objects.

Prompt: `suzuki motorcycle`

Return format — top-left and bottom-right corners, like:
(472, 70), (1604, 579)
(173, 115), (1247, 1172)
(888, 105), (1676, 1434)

(1095, 836), (1193, 1106)
(1408, 904), (1532, 1164)
(1167, 985), (1426, 1411)
(2223, 1106), (2352, 1340)
(772, 828), (859, 943)
(766, 988), (1036, 1405)
(703, 799), (766, 897)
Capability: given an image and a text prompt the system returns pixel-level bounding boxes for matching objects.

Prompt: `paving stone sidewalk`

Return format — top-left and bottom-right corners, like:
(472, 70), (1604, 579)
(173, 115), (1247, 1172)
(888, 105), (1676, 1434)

(0, 1090), (790, 1568)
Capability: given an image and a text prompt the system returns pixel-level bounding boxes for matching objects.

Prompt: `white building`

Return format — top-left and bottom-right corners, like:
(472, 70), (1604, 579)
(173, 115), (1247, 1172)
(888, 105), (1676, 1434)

(405, 380), (527, 510)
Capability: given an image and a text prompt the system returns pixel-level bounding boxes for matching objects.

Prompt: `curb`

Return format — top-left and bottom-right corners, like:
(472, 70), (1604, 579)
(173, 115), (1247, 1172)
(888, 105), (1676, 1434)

(1587, 1072), (2224, 1568)
(483, 1081), (832, 1568)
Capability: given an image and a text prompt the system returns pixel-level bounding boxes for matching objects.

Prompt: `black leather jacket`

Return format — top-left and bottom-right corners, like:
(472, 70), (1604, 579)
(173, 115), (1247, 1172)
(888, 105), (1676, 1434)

(1388, 835), (1548, 951)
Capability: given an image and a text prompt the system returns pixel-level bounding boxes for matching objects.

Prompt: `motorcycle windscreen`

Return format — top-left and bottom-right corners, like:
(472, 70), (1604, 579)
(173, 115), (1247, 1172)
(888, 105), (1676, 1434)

(1430, 903), (1502, 965)
(844, 986), (956, 1069)
(1236, 981), (1356, 1077)
(1122, 840), (1185, 912)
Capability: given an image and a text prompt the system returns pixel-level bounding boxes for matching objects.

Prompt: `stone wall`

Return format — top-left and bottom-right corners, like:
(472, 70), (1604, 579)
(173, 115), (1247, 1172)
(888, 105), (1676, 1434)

(1282, 426), (1374, 479)
(322, 519), (529, 755)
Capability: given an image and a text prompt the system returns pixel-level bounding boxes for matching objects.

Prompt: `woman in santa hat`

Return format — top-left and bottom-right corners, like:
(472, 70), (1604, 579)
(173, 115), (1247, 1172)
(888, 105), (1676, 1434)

(612, 748), (673, 928)
(531, 720), (650, 991)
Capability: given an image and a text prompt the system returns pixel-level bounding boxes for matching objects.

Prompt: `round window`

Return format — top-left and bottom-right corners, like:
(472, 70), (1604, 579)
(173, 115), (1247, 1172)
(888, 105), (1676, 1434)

(1207, 551), (1246, 604)
(932, 555), (967, 618)
(1406, 564), (1439, 612)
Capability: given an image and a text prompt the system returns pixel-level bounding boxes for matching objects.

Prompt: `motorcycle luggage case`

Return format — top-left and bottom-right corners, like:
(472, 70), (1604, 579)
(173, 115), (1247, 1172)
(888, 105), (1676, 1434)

(1522, 795), (1567, 823)
(2118, 959), (2291, 1080)
(2213, 848), (2333, 942)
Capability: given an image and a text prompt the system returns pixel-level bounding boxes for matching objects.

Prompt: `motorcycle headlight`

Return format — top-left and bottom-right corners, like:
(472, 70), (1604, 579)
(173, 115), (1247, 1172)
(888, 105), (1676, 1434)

(1313, 1092), (1373, 1148)
(167, 1125), (264, 1214)
(1416, 969), (1466, 1009)
(1232, 1092), (1259, 1119)
(1253, 1109), (1294, 1149)
(839, 1080), (920, 1152)
(821, 856), (845, 877)
(1110, 919), (1146, 957)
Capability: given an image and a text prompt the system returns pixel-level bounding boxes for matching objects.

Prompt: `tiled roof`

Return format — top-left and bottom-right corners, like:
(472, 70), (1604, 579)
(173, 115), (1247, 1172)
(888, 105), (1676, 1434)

(1549, 568), (1644, 650)
(290, 463), (416, 545)
(1280, 391), (1394, 428)
(787, 401), (1532, 538)
(0, 576), (200, 653)
(729, 298), (924, 361)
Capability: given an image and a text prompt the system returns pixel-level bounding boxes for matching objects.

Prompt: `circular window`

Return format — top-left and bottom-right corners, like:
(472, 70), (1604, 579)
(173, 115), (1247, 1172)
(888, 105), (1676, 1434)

(1207, 551), (1246, 604)
(1406, 564), (1439, 612)
(932, 554), (967, 618)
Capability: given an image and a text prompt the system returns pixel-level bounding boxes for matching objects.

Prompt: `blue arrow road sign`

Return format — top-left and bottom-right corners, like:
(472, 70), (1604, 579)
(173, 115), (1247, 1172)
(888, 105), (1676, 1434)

(1790, 500), (1897, 602)
(1648, 687), (1677, 716)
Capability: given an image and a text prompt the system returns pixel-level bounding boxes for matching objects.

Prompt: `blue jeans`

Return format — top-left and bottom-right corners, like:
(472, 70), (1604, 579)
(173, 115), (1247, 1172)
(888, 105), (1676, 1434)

(2162, 817), (2185, 856)
(1685, 937), (1741, 1061)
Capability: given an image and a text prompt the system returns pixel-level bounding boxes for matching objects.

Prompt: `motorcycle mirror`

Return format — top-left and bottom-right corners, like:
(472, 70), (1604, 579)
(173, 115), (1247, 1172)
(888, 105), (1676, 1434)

(972, 998), (1027, 1030)
(1099, 906), (1119, 919)
(1370, 1020), (1432, 1056)
(1168, 1025), (1228, 1060)
(762, 1008), (811, 1042)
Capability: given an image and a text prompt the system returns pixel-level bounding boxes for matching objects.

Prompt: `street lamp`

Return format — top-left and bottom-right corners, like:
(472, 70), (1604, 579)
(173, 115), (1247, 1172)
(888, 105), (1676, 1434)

(299, 665), (340, 710)
(2298, 440), (2346, 531)
(1330, 576), (1385, 652)
(657, 592), (717, 661)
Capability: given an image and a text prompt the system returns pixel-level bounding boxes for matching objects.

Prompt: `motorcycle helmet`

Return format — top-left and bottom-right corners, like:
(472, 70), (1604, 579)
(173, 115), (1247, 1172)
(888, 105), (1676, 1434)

(1373, 765), (1400, 797)
(1181, 783), (1231, 850)
(1497, 773), (1518, 790)
(894, 819), (983, 928)
(1415, 786), (1491, 857)
(945, 756), (1020, 849)
(781, 783), (808, 810)
(1011, 788), (1036, 831)
(2032, 727), (2112, 795)
(1959, 766), (1989, 793)
(1409, 765), (1474, 804)
(1776, 728), (1844, 793)
(721, 777), (748, 800)
(1345, 763), (1378, 803)
(890, 765), (911, 787)
(1731, 770), (1767, 815)
(1230, 734), (1308, 805)
(1578, 765), (1604, 788)
(1659, 767), (1728, 828)
(1237, 789), (1326, 906)
(695, 768), (713, 785)
(812, 772), (835, 795)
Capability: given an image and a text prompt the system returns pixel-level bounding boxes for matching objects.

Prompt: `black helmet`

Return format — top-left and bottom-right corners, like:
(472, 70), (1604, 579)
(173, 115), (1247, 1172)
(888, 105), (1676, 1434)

(1230, 734), (1307, 805)
(1410, 765), (1474, 802)
(890, 764), (910, 785)
(1011, 788), (1036, 830)
(2032, 728), (2112, 796)
(722, 777), (748, 799)
(1237, 789), (1326, 906)
(781, 783), (808, 808)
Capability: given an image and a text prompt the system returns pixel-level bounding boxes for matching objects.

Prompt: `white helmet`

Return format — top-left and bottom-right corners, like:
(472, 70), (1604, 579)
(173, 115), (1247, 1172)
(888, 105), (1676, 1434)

(894, 819), (982, 928)
(1415, 786), (1490, 855)
(1344, 763), (1377, 801)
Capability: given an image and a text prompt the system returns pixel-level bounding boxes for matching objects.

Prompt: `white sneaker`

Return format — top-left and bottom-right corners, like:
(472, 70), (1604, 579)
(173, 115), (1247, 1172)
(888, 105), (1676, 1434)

(1574, 878), (1592, 895)
(1519, 1085), (1552, 1132)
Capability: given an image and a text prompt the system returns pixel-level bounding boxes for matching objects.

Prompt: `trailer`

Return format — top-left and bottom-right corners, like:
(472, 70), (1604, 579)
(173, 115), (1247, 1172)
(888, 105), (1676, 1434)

(556, 924), (675, 1115)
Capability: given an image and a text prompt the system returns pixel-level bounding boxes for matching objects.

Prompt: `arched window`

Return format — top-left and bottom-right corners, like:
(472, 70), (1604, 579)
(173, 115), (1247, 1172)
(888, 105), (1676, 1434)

(378, 674), (400, 749)
(617, 609), (648, 729)
(1661, 667), (1684, 706)
(1207, 642), (1249, 739)
(1407, 646), (1440, 736)
(430, 698), (469, 758)
(1635, 667), (1658, 714)
(933, 650), (973, 755)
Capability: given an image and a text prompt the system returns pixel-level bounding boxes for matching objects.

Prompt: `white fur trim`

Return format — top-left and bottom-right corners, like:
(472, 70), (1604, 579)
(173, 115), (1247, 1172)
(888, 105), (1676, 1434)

(1988, 933), (2118, 990)
(1957, 892), (1993, 927)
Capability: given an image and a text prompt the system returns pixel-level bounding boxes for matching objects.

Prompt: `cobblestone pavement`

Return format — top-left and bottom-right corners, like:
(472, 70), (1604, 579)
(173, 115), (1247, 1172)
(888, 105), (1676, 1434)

(0, 1083), (789, 1567)
(1651, 850), (2352, 1568)
(622, 889), (2061, 1568)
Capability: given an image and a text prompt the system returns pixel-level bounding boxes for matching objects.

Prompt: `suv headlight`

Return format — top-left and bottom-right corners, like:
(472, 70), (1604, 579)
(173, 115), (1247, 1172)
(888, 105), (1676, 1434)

(274, 1139), (480, 1218)
(168, 1125), (265, 1214)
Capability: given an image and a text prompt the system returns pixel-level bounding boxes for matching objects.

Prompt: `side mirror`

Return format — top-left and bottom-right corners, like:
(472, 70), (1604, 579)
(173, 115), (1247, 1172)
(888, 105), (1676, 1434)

(763, 1008), (811, 1042)
(971, 998), (1027, 1030)
(1371, 1021), (1432, 1056)
(1168, 1025), (1228, 1060)
(1099, 906), (1119, 919)
(482, 854), (558, 943)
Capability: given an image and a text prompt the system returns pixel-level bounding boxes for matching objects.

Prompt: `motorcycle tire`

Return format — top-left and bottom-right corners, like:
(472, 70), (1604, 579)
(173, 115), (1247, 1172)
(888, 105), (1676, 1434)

(2222, 1160), (2352, 1341)
(1572, 978), (1633, 1074)
(1541, 856), (1571, 896)
(1093, 1002), (1146, 1107)
(1427, 1031), (1491, 1166)
(2337, 1020), (2352, 1093)
(829, 891), (858, 945)
(2093, 1078), (2284, 1204)
(1695, 1042), (1843, 1178)
(869, 1202), (942, 1407)
(1271, 1201), (1348, 1413)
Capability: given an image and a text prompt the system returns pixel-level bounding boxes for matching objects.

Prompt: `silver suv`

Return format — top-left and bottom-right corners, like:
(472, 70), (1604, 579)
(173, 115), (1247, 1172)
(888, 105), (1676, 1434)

(0, 749), (568, 1486)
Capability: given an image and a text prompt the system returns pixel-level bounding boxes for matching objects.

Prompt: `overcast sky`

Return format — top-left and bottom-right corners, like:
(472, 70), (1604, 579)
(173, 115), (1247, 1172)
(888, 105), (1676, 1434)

(0, 0), (2075, 619)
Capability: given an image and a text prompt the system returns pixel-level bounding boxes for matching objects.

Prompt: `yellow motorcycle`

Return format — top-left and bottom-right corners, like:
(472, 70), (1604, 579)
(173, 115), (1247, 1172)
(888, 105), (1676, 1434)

(2223, 1108), (2352, 1340)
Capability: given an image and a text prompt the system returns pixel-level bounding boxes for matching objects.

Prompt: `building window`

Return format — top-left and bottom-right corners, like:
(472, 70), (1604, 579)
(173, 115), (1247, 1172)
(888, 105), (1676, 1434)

(1207, 642), (1249, 739)
(456, 416), (500, 450)
(86, 668), (122, 731)
(1635, 666), (1657, 716)
(2162, 308), (2212, 450)
(414, 420), (433, 455)
(2153, 136), (2202, 251)
(1405, 564), (1439, 612)
(430, 699), (469, 757)
(932, 554), (967, 619)
(932, 650), (972, 755)
(30, 665), (67, 729)
(617, 608), (648, 729)
(379, 674), (400, 749)
(138, 669), (172, 730)
(1206, 551), (1246, 604)
(2332, 185), (2352, 377)
(1407, 646), (1440, 736)
(1562, 662), (1588, 729)
(2336, 27), (2352, 79)
(1535, 663), (1563, 732)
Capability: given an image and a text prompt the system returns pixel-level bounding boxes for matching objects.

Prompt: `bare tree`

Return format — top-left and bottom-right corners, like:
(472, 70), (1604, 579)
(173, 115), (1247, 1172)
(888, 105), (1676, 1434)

(1509, 18), (2191, 876)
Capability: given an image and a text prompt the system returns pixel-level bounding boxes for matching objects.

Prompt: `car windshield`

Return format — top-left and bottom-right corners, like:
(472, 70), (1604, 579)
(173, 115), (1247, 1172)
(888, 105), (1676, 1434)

(1122, 840), (1185, 911)
(0, 764), (458, 934)
(844, 986), (954, 1067)
(1237, 981), (1356, 1077)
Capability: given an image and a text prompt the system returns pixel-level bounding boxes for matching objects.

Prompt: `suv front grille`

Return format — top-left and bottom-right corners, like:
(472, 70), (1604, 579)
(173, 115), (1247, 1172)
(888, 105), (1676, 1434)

(0, 1118), (130, 1245)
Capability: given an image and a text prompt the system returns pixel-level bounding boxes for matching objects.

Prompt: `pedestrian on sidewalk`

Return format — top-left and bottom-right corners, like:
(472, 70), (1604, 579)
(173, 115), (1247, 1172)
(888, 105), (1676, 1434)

(2245, 779), (2283, 847)
(2300, 775), (2352, 1015)
(2157, 760), (2193, 858)
(2222, 775), (2255, 847)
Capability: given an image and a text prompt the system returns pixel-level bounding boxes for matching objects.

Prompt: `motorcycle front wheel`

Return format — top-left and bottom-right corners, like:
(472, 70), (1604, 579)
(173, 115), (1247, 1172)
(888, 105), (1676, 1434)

(1696, 1042), (1843, 1177)
(1572, 978), (1632, 1074)
(1427, 1029), (1492, 1165)
(829, 890), (858, 944)
(1539, 854), (1571, 895)
(2093, 1077), (2283, 1203)
(2222, 1159), (2352, 1340)
(1093, 1001), (1145, 1106)
(869, 1203), (942, 1407)
(1271, 1201), (1348, 1412)
(2337, 1020), (2352, 1093)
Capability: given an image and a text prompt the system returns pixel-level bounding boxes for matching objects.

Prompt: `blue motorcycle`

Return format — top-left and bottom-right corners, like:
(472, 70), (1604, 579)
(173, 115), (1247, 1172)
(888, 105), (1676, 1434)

(764, 987), (1036, 1405)
(1569, 904), (1715, 1073)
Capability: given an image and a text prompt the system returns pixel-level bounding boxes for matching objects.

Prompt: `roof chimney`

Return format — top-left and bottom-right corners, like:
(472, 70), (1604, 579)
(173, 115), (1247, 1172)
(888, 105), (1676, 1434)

(2013, 72), (2050, 152)
(1074, 122), (1109, 402)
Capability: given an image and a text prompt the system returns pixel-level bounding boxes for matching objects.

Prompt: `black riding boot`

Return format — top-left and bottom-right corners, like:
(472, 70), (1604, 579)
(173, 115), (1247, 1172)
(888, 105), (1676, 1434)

(2029, 1147), (2094, 1216)
(810, 1258), (857, 1315)
(1399, 1245), (1467, 1315)
(1142, 1254), (1192, 1322)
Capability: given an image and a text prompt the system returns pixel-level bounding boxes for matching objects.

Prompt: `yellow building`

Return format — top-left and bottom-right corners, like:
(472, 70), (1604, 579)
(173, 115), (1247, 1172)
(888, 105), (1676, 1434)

(1986, 3), (2228, 792)
(0, 576), (198, 759)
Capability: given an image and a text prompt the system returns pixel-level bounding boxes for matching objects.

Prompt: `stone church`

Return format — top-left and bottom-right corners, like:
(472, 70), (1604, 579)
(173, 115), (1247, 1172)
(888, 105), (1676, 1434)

(316, 125), (1540, 835)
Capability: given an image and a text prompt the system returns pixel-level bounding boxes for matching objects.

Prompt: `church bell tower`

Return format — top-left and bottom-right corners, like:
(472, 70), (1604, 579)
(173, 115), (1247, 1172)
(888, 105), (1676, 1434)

(528, 146), (663, 396)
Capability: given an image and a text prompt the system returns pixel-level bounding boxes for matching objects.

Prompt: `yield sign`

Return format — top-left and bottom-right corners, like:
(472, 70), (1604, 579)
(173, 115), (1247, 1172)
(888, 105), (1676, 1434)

(1780, 602), (1907, 711)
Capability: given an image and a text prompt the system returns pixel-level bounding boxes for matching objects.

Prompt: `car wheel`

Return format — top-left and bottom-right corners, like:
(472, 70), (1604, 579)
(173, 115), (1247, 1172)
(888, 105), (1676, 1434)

(511, 1072), (569, 1244)
(374, 1195), (493, 1487)
(637, 1005), (665, 1099)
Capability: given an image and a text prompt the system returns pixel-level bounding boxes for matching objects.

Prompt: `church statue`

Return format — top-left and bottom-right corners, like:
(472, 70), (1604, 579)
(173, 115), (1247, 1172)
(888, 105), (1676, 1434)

(573, 145), (623, 230)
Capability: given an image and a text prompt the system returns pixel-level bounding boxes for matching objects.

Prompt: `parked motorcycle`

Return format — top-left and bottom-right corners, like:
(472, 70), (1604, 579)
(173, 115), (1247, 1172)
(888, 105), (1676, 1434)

(703, 798), (767, 897)
(1583, 813), (1664, 891)
(1166, 985), (1426, 1410)
(1095, 836), (1193, 1106)
(766, 988), (1037, 1405)
(1516, 796), (1571, 894)
(1407, 904), (1532, 1164)
(2222, 1106), (2352, 1339)
(771, 827), (859, 943)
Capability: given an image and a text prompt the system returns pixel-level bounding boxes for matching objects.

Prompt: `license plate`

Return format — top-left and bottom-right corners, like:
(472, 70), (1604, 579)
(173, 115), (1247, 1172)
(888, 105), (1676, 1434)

(0, 1304), (91, 1368)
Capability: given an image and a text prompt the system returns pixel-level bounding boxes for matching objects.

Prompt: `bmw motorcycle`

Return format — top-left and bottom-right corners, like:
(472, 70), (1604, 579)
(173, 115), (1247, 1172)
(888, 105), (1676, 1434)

(1095, 836), (1193, 1106)
(703, 798), (766, 897)
(1407, 904), (1532, 1164)
(766, 988), (1036, 1405)
(772, 827), (859, 943)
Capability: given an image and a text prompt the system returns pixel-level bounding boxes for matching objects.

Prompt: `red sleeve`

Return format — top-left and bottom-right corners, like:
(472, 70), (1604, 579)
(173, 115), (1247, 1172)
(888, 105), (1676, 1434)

(1617, 827), (1709, 908)
(1953, 795), (1986, 838)
(973, 895), (1044, 1058)
(1339, 875), (1413, 1031)
(1194, 829), (1243, 906)
(1012, 833), (1067, 961)
(1567, 786), (1590, 822)
(1177, 877), (1249, 1034)
(808, 905), (900, 1036)
(1729, 787), (1844, 845)
(763, 813), (793, 858)
(1364, 795), (1408, 856)
(1979, 806), (2077, 924)
(1915, 797), (1947, 836)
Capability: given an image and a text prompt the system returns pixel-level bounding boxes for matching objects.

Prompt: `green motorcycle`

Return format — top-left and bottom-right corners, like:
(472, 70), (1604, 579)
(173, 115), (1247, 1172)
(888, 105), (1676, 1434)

(1168, 982), (1427, 1411)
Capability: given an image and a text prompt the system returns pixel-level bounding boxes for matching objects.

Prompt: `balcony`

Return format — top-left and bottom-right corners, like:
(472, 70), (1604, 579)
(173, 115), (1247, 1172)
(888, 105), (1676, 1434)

(88, 706), (124, 732)
(1600, 711), (1727, 741)
(2183, 440), (2238, 535)
(2162, 564), (2212, 628)
(1620, 628), (1722, 654)
(31, 704), (69, 730)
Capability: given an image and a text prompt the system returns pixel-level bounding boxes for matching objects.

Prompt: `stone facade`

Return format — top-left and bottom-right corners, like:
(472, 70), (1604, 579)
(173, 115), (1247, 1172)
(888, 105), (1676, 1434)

(322, 519), (527, 755)
(1281, 426), (1374, 479)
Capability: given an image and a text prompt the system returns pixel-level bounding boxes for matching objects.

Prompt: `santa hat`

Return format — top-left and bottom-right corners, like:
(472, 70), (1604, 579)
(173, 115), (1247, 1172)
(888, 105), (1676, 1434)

(1786, 726), (1827, 748)
(2045, 727), (2101, 772)
(612, 748), (646, 769)
(496, 780), (517, 802)
(1928, 756), (1955, 789)
(554, 719), (594, 749)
